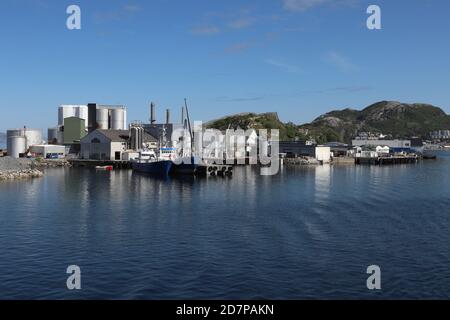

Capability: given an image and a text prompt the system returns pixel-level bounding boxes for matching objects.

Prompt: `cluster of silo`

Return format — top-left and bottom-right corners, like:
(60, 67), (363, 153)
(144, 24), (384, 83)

(95, 106), (127, 130)
(129, 124), (145, 151)
(58, 105), (89, 126)
(6, 128), (43, 158)
(55, 104), (127, 138)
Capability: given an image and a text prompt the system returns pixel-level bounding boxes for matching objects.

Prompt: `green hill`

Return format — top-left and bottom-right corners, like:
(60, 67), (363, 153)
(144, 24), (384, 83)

(300, 101), (450, 143)
(205, 112), (303, 141)
(205, 101), (450, 144)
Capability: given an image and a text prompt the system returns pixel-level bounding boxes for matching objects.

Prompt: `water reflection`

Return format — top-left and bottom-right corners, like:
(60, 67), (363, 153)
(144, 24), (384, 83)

(2, 158), (450, 299)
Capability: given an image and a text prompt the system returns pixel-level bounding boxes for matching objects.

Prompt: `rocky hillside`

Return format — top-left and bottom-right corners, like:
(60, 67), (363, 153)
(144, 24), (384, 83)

(205, 101), (450, 143)
(205, 112), (303, 141)
(300, 101), (450, 143)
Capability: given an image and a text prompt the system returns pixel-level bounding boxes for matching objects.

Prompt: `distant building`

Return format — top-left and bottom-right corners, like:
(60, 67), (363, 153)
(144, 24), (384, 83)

(324, 142), (350, 157)
(430, 130), (450, 140)
(80, 129), (157, 160)
(63, 117), (86, 145)
(352, 139), (411, 153)
(279, 141), (331, 163)
(29, 145), (66, 159)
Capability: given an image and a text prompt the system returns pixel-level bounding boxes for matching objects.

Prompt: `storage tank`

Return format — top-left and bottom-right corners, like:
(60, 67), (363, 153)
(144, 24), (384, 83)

(75, 105), (89, 125)
(48, 127), (58, 144)
(7, 128), (43, 149)
(7, 136), (26, 158)
(111, 108), (125, 130)
(58, 105), (76, 126)
(96, 108), (109, 130)
(59, 105), (88, 126)
(24, 129), (43, 148)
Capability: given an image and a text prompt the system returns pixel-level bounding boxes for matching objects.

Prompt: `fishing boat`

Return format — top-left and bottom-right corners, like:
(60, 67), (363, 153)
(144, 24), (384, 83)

(131, 148), (177, 176)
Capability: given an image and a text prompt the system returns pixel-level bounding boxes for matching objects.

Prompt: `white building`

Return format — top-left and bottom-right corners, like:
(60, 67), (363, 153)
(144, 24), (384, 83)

(29, 145), (67, 159)
(80, 130), (157, 160)
(352, 139), (411, 148)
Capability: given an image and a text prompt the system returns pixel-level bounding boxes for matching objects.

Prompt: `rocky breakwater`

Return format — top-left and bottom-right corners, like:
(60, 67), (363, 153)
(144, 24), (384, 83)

(0, 157), (43, 181)
(34, 158), (72, 168)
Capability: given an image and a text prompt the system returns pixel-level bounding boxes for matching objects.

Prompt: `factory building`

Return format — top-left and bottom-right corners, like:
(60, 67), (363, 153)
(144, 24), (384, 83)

(143, 103), (184, 148)
(279, 141), (331, 163)
(80, 129), (157, 161)
(29, 145), (67, 159)
(55, 104), (127, 137)
(63, 117), (87, 145)
(351, 139), (412, 153)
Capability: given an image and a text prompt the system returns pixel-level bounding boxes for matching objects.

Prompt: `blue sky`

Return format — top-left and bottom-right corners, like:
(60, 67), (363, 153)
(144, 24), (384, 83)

(0, 0), (450, 131)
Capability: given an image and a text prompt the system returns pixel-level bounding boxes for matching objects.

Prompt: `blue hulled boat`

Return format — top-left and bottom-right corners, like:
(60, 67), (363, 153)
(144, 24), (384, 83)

(131, 148), (177, 176)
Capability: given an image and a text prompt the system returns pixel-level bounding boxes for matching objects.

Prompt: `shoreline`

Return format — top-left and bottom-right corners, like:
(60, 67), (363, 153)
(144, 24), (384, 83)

(0, 157), (71, 181)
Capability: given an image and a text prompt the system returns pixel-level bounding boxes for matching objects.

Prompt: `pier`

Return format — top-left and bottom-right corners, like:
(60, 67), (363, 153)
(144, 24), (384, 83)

(69, 159), (132, 169)
(355, 155), (419, 165)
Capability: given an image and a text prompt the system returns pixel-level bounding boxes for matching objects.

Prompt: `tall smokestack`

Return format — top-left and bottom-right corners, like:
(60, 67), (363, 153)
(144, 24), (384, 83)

(150, 102), (156, 124)
(166, 109), (170, 124)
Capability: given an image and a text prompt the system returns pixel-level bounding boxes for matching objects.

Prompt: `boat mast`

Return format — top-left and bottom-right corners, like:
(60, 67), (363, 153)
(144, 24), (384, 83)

(184, 98), (194, 156)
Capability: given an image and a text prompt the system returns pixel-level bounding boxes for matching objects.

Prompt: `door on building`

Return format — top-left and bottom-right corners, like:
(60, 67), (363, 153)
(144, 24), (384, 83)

(115, 152), (121, 160)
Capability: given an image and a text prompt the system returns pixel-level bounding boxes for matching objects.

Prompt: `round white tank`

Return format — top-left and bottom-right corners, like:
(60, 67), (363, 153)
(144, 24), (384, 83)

(75, 105), (89, 125)
(96, 108), (109, 130)
(7, 136), (27, 158)
(24, 129), (43, 148)
(111, 108), (125, 130)
(7, 128), (43, 149)
(58, 105), (76, 126)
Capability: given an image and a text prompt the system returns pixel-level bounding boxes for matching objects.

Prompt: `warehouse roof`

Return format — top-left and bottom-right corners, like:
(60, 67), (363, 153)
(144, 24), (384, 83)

(91, 130), (157, 143)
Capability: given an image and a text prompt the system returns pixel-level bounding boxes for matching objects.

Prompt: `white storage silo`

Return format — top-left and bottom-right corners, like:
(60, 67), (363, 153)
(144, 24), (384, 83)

(111, 108), (125, 130)
(58, 105), (76, 126)
(7, 128), (43, 149)
(75, 105), (89, 124)
(23, 129), (43, 148)
(7, 136), (27, 158)
(96, 108), (109, 130)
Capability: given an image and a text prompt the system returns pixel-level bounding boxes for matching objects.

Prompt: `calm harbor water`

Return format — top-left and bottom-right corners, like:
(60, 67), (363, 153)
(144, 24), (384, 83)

(1, 154), (450, 299)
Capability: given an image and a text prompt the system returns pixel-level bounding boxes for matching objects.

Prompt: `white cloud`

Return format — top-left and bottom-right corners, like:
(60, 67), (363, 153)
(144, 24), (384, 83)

(282, 0), (328, 12)
(325, 51), (357, 72)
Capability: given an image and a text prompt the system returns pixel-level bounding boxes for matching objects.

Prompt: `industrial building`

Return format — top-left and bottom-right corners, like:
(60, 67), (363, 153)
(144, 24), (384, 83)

(29, 145), (67, 159)
(351, 139), (412, 153)
(53, 104), (127, 143)
(6, 128), (43, 158)
(279, 141), (331, 163)
(143, 102), (184, 148)
(80, 129), (157, 161)
(63, 117), (86, 145)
